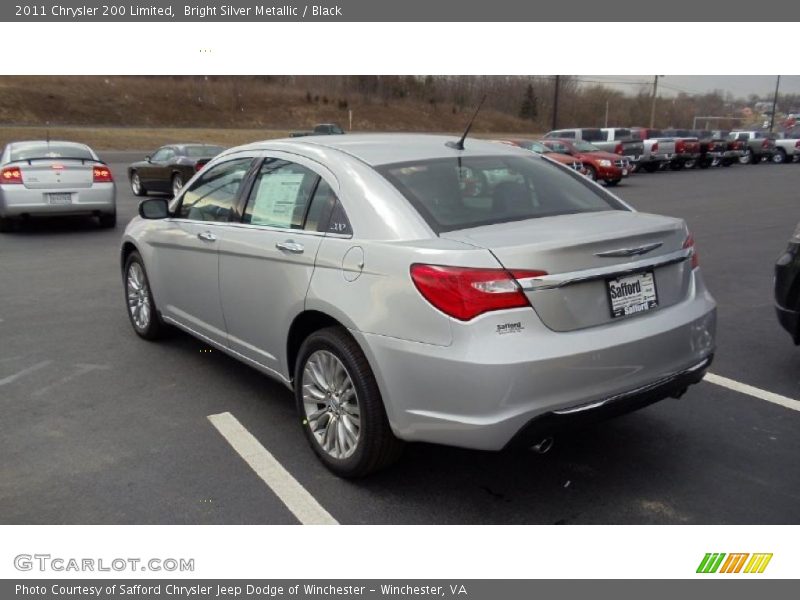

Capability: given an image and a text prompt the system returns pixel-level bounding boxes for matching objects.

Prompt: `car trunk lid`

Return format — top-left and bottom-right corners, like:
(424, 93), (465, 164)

(19, 160), (95, 189)
(440, 210), (693, 331)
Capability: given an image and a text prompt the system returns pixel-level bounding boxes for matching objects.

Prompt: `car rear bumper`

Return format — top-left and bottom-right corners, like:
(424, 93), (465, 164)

(0, 184), (116, 217)
(507, 354), (712, 448)
(356, 270), (717, 451)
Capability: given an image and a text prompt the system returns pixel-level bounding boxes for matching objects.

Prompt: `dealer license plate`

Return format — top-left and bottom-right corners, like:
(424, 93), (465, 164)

(48, 193), (72, 205)
(607, 271), (658, 318)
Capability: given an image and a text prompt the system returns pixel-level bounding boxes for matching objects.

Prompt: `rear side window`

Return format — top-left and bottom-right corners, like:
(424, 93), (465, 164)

(243, 159), (320, 229)
(10, 144), (93, 162)
(581, 129), (604, 142)
(378, 155), (625, 233)
(184, 145), (224, 158)
(178, 158), (252, 222)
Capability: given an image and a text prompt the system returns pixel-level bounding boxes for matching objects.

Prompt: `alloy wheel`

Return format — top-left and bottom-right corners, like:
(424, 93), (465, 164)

(126, 262), (151, 330)
(302, 350), (361, 460)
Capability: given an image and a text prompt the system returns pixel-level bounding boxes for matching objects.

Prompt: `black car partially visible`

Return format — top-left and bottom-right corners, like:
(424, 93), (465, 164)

(775, 222), (800, 344)
(127, 144), (225, 198)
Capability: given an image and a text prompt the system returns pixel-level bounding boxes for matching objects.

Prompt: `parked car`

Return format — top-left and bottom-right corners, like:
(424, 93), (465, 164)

(0, 140), (116, 232)
(544, 128), (644, 168)
(775, 222), (800, 344)
(772, 135), (800, 164)
(541, 138), (630, 185)
(595, 128), (646, 169)
(494, 139), (587, 175)
(709, 130), (747, 167)
(120, 134), (716, 476)
(659, 130), (703, 170)
(290, 123), (346, 137)
(729, 131), (777, 165)
(629, 128), (673, 172)
(128, 144), (225, 198)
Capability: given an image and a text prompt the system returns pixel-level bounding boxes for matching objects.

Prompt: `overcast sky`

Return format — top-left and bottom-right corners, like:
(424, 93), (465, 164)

(580, 76), (800, 99)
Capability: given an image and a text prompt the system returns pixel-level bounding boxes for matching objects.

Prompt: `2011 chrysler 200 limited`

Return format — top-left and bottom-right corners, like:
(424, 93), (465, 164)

(121, 134), (716, 477)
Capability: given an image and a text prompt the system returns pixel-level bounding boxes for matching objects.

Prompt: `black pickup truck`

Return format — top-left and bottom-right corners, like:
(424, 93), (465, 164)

(289, 123), (346, 137)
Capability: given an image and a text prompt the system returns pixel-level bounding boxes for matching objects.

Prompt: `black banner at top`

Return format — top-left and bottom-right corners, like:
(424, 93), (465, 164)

(4, 0), (800, 21)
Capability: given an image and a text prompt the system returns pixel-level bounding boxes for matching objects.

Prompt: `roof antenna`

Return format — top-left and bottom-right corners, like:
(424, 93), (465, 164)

(446, 95), (487, 151)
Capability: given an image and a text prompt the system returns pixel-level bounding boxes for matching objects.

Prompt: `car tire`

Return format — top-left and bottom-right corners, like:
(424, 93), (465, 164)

(606, 179), (621, 187)
(0, 216), (14, 233)
(750, 153), (762, 165)
(773, 149), (787, 164)
(670, 161), (684, 171)
(722, 158), (733, 167)
(642, 163), (659, 173)
(294, 326), (403, 478)
(171, 174), (184, 198)
(584, 165), (597, 181)
(98, 213), (116, 228)
(684, 159), (697, 169)
(130, 171), (147, 196)
(123, 251), (166, 341)
(739, 150), (752, 165)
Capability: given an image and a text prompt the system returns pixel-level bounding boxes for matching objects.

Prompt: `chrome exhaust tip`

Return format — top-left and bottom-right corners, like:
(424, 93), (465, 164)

(530, 437), (554, 454)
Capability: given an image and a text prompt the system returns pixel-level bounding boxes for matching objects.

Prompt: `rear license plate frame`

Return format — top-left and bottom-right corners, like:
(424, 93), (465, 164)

(47, 193), (72, 205)
(606, 270), (658, 318)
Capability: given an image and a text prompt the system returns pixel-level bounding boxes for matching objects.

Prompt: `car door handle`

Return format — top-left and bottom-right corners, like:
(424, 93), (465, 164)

(276, 241), (304, 254)
(197, 231), (217, 242)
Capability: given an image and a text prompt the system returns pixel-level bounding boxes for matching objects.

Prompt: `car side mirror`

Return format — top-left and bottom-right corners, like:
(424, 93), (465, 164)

(139, 197), (169, 220)
(145, 155), (151, 162)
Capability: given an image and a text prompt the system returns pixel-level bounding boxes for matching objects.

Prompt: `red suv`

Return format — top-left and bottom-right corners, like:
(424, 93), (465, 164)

(542, 139), (630, 186)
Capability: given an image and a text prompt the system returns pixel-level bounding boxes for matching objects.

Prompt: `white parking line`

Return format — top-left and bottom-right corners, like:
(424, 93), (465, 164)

(208, 412), (338, 525)
(705, 373), (800, 412)
(0, 361), (52, 387)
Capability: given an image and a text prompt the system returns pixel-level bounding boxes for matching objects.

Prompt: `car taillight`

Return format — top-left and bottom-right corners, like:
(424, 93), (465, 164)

(1, 166), (23, 184)
(683, 234), (699, 270)
(409, 264), (547, 321)
(676, 140), (685, 153)
(93, 165), (113, 183)
(795, 141), (800, 149)
(614, 142), (623, 155)
(761, 139), (771, 149)
(195, 161), (207, 172)
(651, 142), (659, 153)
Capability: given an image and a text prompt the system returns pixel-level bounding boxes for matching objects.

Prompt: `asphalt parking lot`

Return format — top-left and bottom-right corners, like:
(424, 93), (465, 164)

(1, 152), (799, 524)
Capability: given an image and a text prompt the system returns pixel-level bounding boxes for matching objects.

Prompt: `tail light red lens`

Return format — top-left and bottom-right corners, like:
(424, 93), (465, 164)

(1, 166), (23, 184)
(92, 165), (113, 183)
(195, 161), (207, 172)
(676, 140), (685, 153)
(409, 264), (547, 321)
(761, 139), (770, 149)
(683, 233), (699, 269)
(651, 142), (659, 153)
(795, 141), (800, 149)
(614, 143), (623, 155)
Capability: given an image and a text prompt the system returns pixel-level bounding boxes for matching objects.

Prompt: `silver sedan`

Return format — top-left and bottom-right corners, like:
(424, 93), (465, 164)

(120, 134), (716, 477)
(0, 140), (116, 232)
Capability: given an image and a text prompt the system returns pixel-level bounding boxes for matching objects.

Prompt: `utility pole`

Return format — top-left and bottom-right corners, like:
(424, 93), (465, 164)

(552, 75), (560, 131)
(604, 99), (609, 128)
(649, 75), (660, 129)
(769, 75), (781, 133)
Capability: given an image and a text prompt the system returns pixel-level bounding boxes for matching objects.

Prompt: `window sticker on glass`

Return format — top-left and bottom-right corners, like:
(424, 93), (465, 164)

(249, 172), (307, 227)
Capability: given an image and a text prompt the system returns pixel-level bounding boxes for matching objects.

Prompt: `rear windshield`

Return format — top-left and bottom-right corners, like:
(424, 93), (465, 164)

(184, 145), (224, 158)
(377, 155), (625, 233)
(10, 144), (93, 162)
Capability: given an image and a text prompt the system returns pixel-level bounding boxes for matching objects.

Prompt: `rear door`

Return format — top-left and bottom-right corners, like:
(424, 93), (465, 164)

(218, 154), (335, 378)
(149, 156), (255, 345)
